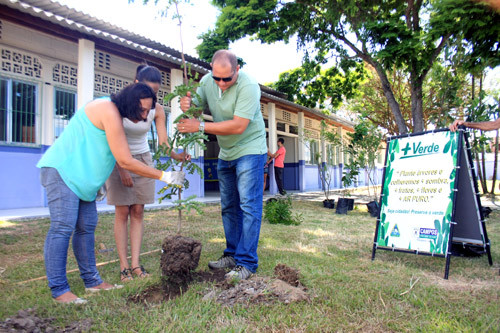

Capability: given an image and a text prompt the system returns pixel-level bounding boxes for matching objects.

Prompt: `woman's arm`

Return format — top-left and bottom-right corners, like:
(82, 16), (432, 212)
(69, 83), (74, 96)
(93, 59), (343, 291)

(95, 101), (162, 179)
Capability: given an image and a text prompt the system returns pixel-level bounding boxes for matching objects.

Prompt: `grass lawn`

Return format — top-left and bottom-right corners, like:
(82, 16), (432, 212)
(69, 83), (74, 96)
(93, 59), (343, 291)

(0, 200), (499, 332)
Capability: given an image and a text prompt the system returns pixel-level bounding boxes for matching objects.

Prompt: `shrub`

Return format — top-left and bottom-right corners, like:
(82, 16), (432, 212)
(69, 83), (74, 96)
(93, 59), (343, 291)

(264, 197), (302, 226)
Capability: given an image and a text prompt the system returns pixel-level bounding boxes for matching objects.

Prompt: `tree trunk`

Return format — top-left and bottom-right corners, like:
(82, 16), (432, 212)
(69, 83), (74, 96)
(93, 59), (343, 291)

(372, 63), (408, 134)
(491, 130), (499, 195)
(474, 149), (487, 193)
(410, 73), (425, 133)
(480, 131), (489, 193)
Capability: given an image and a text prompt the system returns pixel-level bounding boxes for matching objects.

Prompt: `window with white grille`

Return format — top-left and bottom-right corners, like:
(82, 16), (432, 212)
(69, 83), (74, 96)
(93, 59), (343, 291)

(54, 88), (76, 139)
(0, 77), (38, 144)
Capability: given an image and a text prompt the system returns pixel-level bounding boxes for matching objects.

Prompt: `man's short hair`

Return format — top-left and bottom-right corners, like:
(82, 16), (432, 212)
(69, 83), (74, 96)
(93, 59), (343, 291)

(278, 138), (284, 144)
(212, 50), (238, 71)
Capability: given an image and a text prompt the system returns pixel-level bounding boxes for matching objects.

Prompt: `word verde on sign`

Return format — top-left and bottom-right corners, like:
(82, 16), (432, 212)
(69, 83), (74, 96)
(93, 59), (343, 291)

(375, 131), (458, 255)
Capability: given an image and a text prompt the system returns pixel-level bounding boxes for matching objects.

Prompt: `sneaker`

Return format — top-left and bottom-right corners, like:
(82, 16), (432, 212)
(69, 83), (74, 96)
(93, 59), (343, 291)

(208, 255), (236, 269)
(225, 265), (252, 281)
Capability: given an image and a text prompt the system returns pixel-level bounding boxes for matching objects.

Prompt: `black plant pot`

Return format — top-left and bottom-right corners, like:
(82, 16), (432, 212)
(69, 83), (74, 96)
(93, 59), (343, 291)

(336, 198), (349, 214)
(366, 200), (380, 218)
(347, 198), (354, 211)
(322, 199), (335, 209)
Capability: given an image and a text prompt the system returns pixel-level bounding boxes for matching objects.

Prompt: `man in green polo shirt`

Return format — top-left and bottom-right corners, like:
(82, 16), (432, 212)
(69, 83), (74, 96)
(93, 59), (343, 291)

(178, 50), (267, 280)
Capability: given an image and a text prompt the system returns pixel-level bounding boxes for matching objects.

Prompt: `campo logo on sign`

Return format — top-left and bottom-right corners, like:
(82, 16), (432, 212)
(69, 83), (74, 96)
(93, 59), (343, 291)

(419, 228), (438, 240)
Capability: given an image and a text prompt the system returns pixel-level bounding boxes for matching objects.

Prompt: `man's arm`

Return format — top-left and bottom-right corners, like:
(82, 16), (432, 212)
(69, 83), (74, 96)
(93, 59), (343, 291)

(177, 116), (250, 135)
(450, 118), (500, 132)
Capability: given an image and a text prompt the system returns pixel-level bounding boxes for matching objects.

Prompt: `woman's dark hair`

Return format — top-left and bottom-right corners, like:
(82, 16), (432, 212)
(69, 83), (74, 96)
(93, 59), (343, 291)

(111, 83), (156, 122)
(135, 64), (162, 84)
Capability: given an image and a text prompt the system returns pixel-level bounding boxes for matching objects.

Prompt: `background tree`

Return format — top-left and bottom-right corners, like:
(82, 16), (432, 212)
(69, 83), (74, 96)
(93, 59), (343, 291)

(348, 59), (470, 135)
(268, 58), (365, 111)
(197, 0), (500, 135)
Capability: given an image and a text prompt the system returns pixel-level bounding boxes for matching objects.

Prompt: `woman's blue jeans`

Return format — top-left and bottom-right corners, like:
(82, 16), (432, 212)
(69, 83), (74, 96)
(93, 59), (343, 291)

(217, 153), (266, 272)
(41, 167), (103, 298)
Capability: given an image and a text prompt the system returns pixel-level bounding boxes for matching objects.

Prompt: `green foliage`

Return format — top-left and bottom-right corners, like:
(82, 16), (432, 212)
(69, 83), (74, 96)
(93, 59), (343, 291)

(198, 0), (499, 134)
(268, 59), (365, 110)
(263, 197), (302, 226)
(152, 73), (207, 200)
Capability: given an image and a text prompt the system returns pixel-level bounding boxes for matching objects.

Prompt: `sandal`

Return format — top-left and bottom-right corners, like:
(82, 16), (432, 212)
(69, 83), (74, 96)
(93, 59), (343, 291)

(131, 265), (149, 278)
(120, 268), (133, 282)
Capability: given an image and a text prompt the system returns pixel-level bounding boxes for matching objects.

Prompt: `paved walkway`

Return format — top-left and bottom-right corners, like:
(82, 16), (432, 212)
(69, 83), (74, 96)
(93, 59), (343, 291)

(2, 187), (498, 221)
(0, 191), (311, 221)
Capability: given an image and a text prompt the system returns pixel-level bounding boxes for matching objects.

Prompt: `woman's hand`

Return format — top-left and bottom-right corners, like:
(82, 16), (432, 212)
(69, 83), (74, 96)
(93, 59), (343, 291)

(118, 168), (133, 187)
(171, 151), (192, 162)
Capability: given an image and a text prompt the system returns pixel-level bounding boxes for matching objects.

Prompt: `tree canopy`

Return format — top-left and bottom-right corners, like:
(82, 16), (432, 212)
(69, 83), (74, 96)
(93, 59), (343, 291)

(197, 0), (500, 134)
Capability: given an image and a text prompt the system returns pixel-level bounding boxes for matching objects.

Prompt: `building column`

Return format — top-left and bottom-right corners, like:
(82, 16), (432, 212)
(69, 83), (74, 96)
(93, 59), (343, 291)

(77, 39), (95, 108)
(41, 82), (54, 146)
(298, 111), (306, 192)
(169, 68), (184, 136)
(337, 127), (344, 188)
(267, 102), (278, 195)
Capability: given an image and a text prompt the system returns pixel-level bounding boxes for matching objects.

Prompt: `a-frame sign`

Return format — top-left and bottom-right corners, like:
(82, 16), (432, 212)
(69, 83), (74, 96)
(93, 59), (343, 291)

(371, 128), (492, 279)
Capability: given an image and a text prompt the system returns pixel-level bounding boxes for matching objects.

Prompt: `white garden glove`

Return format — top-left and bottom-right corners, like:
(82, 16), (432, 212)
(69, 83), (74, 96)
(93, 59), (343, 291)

(159, 170), (185, 186)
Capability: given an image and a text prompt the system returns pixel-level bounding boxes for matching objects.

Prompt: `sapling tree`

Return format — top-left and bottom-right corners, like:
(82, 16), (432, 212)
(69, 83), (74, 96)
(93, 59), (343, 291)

(135, 0), (208, 234)
(348, 119), (384, 200)
(316, 121), (342, 202)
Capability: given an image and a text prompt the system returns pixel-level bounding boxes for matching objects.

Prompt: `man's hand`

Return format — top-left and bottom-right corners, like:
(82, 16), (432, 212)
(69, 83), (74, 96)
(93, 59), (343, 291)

(159, 171), (185, 186)
(177, 118), (200, 133)
(180, 91), (192, 112)
(449, 119), (465, 132)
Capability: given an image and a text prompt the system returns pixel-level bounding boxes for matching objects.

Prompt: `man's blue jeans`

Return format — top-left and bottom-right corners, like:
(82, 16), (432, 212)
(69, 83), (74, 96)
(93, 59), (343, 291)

(41, 167), (103, 298)
(217, 154), (266, 273)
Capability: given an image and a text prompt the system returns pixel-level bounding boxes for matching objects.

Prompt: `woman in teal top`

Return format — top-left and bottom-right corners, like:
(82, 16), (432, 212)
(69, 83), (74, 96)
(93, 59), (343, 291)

(37, 83), (184, 304)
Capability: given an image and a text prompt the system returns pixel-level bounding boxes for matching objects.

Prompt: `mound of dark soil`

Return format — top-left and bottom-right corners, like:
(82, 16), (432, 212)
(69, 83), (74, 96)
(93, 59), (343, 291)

(0, 308), (92, 332)
(160, 234), (202, 289)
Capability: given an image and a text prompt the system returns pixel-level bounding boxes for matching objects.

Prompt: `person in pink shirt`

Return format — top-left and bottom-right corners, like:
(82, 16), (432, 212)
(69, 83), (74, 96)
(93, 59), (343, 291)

(269, 138), (286, 195)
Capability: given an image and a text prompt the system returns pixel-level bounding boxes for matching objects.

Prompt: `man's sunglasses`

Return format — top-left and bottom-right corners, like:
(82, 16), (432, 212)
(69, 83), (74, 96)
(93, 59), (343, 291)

(212, 72), (234, 82)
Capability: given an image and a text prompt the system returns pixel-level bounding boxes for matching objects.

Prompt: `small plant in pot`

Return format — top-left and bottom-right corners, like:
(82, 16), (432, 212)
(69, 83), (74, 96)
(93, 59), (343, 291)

(349, 119), (383, 217)
(310, 121), (341, 209)
(315, 151), (335, 209)
(336, 158), (358, 214)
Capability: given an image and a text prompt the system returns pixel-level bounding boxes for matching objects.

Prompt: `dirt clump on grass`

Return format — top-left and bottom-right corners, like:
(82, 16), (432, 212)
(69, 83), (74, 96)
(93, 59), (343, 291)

(0, 308), (92, 332)
(130, 263), (310, 307)
(203, 264), (310, 307)
(274, 263), (302, 287)
(129, 269), (227, 304)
